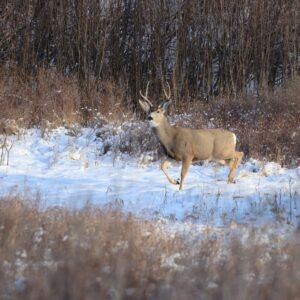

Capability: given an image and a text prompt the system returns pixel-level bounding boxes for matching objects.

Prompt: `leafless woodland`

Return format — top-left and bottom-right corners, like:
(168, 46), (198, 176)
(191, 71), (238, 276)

(0, 0), (299, 103)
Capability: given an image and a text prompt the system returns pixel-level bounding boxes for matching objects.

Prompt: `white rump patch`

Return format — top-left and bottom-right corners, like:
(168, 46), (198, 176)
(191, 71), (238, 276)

(232, 133), (237, 145)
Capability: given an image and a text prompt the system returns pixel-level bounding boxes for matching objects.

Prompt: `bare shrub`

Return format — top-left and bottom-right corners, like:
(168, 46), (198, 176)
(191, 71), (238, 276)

(0, 135), (13, 165)
(173, 78), (300, 166)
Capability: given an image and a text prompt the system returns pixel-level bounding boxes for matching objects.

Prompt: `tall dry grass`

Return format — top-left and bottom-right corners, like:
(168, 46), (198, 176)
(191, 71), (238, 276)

(0, 67), (299, 165)
(0, 68), (129, 129)
(0, 197), (300, 300)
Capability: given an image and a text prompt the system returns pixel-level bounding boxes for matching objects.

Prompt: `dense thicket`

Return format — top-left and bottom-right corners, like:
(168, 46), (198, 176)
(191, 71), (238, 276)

(0, 0), (299, 105)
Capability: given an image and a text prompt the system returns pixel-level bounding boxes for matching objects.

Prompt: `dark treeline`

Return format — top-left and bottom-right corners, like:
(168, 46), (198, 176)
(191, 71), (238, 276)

(0, 0), (299, 106)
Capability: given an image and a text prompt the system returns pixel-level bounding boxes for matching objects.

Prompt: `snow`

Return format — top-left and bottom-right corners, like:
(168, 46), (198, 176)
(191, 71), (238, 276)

(0, 126), (299, 232)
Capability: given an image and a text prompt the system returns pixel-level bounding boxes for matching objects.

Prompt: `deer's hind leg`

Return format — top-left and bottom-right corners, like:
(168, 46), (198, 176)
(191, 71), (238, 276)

(227, 151), (244, 183)
(161, 159), (180, 185)
(179, 159), (192, 190)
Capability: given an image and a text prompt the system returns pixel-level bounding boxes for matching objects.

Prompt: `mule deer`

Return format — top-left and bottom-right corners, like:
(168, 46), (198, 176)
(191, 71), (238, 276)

(139, 82), (244, 190)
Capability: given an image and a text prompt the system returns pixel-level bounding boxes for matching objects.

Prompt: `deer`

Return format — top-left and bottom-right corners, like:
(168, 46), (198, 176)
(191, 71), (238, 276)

(139, 82), (244, 190)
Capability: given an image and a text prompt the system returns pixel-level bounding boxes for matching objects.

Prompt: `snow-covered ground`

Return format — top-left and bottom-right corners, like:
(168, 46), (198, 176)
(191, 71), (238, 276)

(0, 126), (299, 232)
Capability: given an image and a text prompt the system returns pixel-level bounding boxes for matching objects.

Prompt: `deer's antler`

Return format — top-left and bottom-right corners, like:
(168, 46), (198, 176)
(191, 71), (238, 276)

(162, 81), (171, 101)
(139, 81), (153, 106)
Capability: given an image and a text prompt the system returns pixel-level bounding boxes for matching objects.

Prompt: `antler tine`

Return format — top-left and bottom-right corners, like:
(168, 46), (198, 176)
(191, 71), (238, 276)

(145, 81), (150, 98)
(163, 81), (171, 101)
(139, 81), (153, 106)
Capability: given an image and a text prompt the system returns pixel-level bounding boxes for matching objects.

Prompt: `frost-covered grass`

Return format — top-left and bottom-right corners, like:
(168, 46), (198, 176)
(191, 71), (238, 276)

(0, 197), (300, 300)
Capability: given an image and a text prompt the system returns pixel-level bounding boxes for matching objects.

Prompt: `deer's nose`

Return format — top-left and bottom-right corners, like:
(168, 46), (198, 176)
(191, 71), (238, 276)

(148, 116), (153, 121)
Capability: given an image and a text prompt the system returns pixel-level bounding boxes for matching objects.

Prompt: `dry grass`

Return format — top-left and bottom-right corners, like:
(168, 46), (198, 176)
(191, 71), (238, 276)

(0, 66), (299, 166)
(1, 197), (300, 300)
(174, 78), (300, 166)
(0, 68), (129, 130)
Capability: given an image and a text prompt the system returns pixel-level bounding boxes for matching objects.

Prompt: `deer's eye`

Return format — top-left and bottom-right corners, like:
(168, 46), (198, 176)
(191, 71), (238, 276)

(157, 110), (160, 113)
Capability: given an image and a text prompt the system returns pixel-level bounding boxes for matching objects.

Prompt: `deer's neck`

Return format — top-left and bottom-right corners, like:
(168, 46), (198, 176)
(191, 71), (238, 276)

(153, 119), (176, 156)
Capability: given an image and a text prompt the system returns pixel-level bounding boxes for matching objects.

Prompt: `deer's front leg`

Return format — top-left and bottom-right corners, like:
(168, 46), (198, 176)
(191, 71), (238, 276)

(179, 159), (192, 190)
(161, 159), (179, 185)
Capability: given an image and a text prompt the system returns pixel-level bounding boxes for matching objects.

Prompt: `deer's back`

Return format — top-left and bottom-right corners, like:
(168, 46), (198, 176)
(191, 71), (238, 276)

(173, 127), (236, 161)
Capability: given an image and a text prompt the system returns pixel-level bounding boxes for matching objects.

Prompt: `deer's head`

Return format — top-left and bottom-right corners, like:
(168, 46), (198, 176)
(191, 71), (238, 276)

(139, 82), (171, 128)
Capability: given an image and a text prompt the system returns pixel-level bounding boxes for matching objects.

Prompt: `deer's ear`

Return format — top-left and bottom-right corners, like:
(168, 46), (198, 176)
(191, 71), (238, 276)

(161, 101), (170, 114)
(139, 99), (151, 113)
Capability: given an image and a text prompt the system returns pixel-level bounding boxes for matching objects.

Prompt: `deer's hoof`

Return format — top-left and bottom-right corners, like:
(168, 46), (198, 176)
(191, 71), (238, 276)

(227, 179), (236, 184)
(176, 179), (180, 185)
